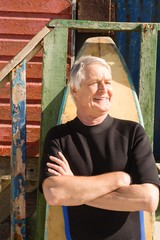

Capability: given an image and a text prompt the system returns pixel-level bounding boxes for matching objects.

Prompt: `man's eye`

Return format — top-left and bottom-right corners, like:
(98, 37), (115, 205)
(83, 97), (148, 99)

(89, 82), (98, 86)
(105, 82), (111, 85)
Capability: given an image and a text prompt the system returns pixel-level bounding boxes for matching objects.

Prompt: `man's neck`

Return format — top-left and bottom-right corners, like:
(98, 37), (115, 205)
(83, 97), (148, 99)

(77, 112), (108, 126)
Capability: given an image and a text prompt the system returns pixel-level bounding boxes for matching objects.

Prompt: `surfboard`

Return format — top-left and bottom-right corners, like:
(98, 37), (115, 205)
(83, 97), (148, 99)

(47, 37), (154, 240)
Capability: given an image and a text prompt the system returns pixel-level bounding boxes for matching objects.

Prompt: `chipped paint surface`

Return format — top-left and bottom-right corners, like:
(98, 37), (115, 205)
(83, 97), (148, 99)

(0, 0), (72, 158)
(11, 61), (26, 240)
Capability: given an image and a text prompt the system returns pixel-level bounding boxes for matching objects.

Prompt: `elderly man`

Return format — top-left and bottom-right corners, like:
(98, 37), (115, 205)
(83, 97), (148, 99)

(40, 56), (159, 240)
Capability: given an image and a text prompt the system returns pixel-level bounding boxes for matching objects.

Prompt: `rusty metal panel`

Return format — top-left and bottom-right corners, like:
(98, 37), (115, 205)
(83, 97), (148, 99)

(76, 0), (115, 54)
(78, 0), (115, 21)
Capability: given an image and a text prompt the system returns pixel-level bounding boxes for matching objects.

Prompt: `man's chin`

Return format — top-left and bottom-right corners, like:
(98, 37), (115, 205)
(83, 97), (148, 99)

(94, 105), (111, 113)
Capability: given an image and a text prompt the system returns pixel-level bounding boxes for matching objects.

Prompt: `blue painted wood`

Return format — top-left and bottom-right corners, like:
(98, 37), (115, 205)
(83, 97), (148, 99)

(11, 60), (26, 240)
(115, 0), (160, 159)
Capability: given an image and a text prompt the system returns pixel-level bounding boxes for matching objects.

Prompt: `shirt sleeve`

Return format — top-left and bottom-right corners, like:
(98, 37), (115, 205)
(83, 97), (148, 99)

(130, 123), (160, 188)
(38, 127), (61, 193)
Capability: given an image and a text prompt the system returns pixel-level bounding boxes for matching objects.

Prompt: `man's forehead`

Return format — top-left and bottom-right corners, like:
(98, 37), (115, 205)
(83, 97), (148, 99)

(84, 64), (112, 78)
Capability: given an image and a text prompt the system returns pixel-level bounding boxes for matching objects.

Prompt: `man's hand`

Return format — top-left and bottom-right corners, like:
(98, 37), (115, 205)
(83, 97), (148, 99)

(46, 152), (74, 176)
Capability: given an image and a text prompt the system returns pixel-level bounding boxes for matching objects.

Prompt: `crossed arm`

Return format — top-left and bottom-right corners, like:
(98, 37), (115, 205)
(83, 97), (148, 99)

(42, 152), (159, 212)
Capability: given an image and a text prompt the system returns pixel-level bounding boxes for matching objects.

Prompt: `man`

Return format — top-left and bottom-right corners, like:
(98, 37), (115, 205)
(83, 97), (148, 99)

(40, 56), (160, 240)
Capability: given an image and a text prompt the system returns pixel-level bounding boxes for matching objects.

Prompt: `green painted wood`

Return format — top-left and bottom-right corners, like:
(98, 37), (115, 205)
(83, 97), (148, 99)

(139, 24), (158, 144)
(48, 19), (160, 31)
(35, 27), (68, 240)
(11, 60), (26, 240)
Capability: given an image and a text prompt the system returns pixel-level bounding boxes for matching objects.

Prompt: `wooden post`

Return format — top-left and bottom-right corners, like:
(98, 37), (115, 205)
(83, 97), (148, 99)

(10, 60), (26, 240)
(139, 24), (158, 240)
(139, 23), (158, 144)
(35, 27), (68, 240)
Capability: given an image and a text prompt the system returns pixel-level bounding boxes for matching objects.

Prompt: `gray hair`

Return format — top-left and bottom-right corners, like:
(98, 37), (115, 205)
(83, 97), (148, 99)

(69, 56), (111, 95)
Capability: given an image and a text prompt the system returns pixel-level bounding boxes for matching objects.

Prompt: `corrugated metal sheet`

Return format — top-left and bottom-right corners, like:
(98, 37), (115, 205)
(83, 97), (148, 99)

(0, 0), (72, 157)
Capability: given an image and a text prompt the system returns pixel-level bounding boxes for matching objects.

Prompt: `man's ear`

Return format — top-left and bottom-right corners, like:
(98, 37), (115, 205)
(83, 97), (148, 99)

(71, 88), (77, 97)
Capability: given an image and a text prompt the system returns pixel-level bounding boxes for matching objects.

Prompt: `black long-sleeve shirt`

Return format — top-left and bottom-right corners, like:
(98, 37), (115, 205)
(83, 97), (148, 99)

(40, 115), (160, 240)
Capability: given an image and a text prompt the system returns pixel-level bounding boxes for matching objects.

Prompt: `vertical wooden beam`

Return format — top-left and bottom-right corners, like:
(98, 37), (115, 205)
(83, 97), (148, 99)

(139, 25), (158, 239)
(35, 27), (68, 240)
(139, 23), (158, 144)
(10, 60), (26, 240)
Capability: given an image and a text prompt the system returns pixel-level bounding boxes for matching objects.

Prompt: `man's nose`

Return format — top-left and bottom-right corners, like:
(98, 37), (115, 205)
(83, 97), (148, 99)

(98, 82), (106, 91)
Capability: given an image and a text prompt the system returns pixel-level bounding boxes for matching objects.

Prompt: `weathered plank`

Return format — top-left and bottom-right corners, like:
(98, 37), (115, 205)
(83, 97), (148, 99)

(0, 40), (43, 59)
(0, 82), (42, 101)
(0, 143), (40, 158)
(0, 157), (38, 224)
(138, 24), (158, 240)
(48, 19), (160, 31)
(0, 26), (50, 89)
(0, 157), (10, 175)
(0, 18), (49, 36)
(0, 62), (43, 79)
(139, 24), (158, 144)
(0, 125), (40, 143)
(0, 104), (41, 122)
(0, 157), (38, 181)
(35, 27), (68, 240)
(0, 179), (11, 223)
(49, 19), (142, 31)
(10, 60), (27, 240)
(0, 0), (71, 14)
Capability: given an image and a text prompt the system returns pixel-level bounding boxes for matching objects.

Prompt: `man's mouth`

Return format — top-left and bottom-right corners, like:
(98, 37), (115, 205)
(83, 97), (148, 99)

(94, 97), (109, 101)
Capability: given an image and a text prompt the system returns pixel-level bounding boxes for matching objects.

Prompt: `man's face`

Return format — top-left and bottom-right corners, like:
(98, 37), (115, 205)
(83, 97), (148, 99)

(73, 63), (113, 118)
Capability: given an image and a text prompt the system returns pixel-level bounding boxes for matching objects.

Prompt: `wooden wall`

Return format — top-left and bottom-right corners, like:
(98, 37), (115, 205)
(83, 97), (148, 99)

(0, 0), (72, 158)
(114, 0), (160, 159)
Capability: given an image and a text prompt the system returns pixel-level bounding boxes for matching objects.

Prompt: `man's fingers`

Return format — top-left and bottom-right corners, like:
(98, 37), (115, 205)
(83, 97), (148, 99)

(49, 156), (65, 167)
(47, 162), (65, 174)
(57, 152), (68, 163)
(48, 167), (61, 176)
(48, 153), (73, 176)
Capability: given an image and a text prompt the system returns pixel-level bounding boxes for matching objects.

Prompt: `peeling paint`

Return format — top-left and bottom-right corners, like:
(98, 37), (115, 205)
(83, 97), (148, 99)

(11, 60), (26, 240)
